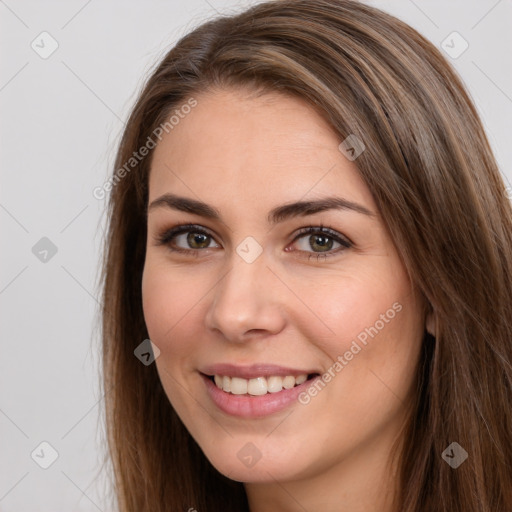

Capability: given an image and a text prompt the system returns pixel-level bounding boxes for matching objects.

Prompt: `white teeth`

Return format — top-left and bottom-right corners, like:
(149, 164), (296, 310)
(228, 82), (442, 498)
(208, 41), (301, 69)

(295, 374), (307, 385)
(230, 377), (248, 395)
(222, 375), (231, 393)
(267, 376), (284, 393)
(247, 377), (267, 396)
(282, 376), (296, 389)
(212, 374), (309, 395)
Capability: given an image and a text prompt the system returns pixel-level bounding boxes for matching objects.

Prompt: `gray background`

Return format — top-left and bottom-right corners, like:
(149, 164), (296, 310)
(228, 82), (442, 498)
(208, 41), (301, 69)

(1, 0), (511, 510)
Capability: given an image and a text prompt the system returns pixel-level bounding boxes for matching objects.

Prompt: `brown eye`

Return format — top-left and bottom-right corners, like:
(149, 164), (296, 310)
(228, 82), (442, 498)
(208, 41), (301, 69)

(156, 224), (220, 254)
(185, 232), (211, 249)
(305, 234), (335, 252)
(290, 226), (352, 260)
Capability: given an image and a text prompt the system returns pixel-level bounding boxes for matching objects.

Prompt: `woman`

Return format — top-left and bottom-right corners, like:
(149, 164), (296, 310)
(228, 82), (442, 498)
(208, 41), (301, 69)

(100, 1), (512, 510)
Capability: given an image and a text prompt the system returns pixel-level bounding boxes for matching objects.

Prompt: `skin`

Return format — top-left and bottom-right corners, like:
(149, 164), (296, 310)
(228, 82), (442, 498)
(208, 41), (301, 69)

(142, 87), (431, 512)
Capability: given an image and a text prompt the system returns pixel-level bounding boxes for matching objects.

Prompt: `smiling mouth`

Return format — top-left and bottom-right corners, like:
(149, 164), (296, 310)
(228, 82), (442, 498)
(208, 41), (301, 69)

(207, 373), (320, 395)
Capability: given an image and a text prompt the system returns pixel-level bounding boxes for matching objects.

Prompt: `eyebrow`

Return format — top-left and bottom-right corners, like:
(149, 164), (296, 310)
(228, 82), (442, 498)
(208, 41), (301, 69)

(148, 193), (375, 224)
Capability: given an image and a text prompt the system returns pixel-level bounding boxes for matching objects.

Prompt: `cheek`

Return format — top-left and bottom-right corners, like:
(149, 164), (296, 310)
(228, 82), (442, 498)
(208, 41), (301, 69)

(141, 259), (207, 415)
(294, 281), (423, 463)
(141, 258), (205, 358)
(314, 280), (423, 421)
(290, 260), (415, 358)
(292, 258), (424, 419)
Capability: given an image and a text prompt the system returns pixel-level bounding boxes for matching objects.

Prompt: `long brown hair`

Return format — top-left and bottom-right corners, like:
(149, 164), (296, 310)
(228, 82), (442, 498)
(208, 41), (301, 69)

(99, 1), (512, 510)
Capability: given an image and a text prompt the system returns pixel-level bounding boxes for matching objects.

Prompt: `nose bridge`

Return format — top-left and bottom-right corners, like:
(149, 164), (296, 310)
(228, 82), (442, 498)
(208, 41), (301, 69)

(205, 249), (285, 341)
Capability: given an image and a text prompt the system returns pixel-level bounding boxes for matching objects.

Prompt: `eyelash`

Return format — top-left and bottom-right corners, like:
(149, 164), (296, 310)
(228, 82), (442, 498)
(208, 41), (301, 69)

(155, 223), (353, 261)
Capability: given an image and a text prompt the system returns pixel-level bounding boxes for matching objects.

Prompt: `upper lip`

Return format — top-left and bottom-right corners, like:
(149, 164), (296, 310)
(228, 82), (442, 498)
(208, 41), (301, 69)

(200, 363), (318, 379)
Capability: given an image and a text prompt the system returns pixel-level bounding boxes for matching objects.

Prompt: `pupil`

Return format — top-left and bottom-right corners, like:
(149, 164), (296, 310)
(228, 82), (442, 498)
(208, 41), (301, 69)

(188, 232), (209, 248)
(311, 234), (332, 252)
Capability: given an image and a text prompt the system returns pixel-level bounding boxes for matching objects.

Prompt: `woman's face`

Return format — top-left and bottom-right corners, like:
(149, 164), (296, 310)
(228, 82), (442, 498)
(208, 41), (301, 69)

(142, 87), (426, 484)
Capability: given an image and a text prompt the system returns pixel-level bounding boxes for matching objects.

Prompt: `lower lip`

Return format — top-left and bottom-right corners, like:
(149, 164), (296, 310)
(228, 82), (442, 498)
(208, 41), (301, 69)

(201, 373), (319, 418)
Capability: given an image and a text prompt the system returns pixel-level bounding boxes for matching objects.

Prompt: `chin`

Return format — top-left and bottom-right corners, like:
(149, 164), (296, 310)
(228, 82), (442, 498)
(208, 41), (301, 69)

(200, 438), (312, 483)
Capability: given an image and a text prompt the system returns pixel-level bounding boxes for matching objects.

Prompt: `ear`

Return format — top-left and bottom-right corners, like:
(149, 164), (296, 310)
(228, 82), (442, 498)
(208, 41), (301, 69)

(425, 308), (436, 337)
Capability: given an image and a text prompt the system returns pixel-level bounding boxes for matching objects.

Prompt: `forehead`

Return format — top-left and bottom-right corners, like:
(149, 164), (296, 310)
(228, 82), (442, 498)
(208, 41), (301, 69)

(148, 87), (375, 212)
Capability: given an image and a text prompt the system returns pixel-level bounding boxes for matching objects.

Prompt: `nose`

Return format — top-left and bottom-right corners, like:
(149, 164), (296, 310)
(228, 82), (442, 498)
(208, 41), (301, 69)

(204, 251), (287, 343)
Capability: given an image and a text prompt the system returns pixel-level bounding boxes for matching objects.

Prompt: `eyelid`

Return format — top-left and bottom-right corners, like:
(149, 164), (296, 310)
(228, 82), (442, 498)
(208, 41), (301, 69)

(292, 225), (353, 247)
(154, 223), (217, 245)
(154, 223), (352, 258)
